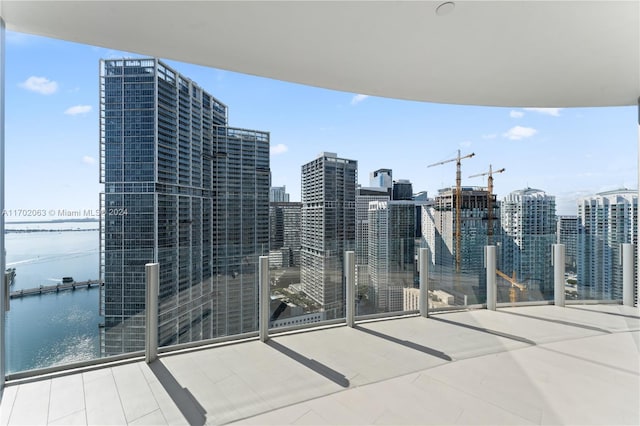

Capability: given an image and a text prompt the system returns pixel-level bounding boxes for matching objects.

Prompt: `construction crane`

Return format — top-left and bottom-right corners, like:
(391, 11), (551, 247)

(496, 269), (527, 303)
(428, 150), (475, 272)
(469, 165), (505, 245)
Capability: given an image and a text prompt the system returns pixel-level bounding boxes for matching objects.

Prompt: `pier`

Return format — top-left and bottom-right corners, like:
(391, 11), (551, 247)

(10, 280), (102, 299)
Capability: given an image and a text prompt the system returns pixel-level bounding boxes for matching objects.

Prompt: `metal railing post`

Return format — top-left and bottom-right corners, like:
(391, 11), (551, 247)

(345, 251), (355, 327)
(259, 256), (270, 342)
(485, 245), (496, 310)
(622, 243), (634, 307)
(145, 263), (159, 363)
(553, 244), (565, 307)
(419, 248), (429, 317)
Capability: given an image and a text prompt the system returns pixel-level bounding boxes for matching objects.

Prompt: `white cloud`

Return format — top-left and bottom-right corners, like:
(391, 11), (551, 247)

(503, 126), (538, 140)
(510, 110), (524, 118)
(459, 140), (472, 148)
(351, 94), (369, 105)
(19, 76), (59, 95)
(481, 133), (497, 140)
(270, 143), (288, 155)
(82, 156), (96, 165)
(523, 108), (562, 117)
(64, 105), (92, 116)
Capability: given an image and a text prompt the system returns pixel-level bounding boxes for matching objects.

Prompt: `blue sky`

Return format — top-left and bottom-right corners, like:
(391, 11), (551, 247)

(5, 31), (637, 217)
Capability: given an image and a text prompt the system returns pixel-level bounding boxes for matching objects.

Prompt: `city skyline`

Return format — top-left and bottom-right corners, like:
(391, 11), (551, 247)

(4, 30), (637, 218)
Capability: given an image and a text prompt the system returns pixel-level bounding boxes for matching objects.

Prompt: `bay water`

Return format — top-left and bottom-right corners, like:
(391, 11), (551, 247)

(4, 222), (101, 374)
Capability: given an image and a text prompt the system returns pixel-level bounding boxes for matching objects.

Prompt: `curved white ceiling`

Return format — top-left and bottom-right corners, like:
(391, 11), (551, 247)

(1, 0), (638, 107)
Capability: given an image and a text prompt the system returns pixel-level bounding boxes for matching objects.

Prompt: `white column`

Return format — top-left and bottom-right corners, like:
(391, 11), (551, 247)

(553, 244), (566, 307)
(419, 248), (429, 317)
(622, 243), (634, 306)
(145, 263), (159, 363)
(345, 251), (355, 327)
(485, 245), (496, 310)
(259, 256), (269, 342)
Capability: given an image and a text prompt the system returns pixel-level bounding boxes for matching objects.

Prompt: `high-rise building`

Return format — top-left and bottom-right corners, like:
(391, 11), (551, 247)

(422, 186), (499, 304)
(577, 189), (638, 300)
(369, 168), (393, 190)
(100, 58), (269, 355)
(355, 187), (390, 265)
(413, 191), (429, 238)
(368, 201), (416, 312)
(270, 186), (290, 202)
(354, 187), (390, 313)
(392, 179), (413, 201)
(300, 152), (357, 319)
(269, 202), (302, 266)
(557, 215), (578, 271)
(501, 188), (556, 299)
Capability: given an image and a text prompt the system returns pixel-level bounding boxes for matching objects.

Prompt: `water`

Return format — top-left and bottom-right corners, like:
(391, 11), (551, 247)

(4, 222), (101, 374)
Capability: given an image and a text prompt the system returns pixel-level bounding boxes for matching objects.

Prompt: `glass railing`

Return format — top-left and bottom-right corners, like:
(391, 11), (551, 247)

(268, 240), (352, 331)
(355, 237), (419, 317)
(4, 221), (107, 375)
(4, 232), (635, 377)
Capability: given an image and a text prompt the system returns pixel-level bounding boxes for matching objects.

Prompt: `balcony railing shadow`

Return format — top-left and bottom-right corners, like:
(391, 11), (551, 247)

(265, 339), (349, 388)
(148, 360), (207, 426)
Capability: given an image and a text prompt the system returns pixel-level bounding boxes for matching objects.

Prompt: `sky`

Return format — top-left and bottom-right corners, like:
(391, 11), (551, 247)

(4, 30), (637, 218)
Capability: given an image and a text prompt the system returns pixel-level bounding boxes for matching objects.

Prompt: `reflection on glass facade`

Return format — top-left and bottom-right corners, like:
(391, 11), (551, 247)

(577, 189), (638, 300)
(300, 152), (357, 320)
(100, 58), (269, 355)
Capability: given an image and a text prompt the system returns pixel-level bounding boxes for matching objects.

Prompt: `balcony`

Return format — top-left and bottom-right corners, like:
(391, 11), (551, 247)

(1, 304), (638, 425)
(0, 1), (639, 425)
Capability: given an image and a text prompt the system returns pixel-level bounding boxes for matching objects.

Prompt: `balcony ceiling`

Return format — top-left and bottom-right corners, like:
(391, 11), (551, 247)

(1, 0), (639, 107)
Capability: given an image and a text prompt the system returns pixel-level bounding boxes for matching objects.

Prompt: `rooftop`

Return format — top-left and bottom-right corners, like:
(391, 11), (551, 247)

(1, 304), (638, 425)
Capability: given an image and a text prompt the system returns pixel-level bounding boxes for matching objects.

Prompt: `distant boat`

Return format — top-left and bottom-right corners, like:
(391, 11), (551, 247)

(62, 276), (74, 284)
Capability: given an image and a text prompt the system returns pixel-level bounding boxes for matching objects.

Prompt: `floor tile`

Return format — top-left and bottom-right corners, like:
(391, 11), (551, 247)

(48, 374), (85, 423)
(8, 380), (51, 425)
(48, 409), (87, 425)
(112, 363), (159, 423)
(83, 369), (127, 425)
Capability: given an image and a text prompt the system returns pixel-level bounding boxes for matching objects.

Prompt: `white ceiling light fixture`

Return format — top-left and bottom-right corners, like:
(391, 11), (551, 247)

(436, 2), (456, 16)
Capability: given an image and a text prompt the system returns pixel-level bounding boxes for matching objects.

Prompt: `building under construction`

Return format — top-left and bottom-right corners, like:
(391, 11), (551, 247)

(421, 186), (501, 304)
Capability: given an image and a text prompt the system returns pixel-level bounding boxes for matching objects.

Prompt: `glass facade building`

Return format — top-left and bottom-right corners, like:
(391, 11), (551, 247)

(269, 186), (290, 202)
(577, 189), (638, 300)
(100, 58), (269, 355)
(269, 201), (302, 267)
(500, 188), (556, 299)
(557, 215), (579, 272)
(300, 152), (357, 319)
(392, 179), (414, 201)
(368, 201), (416, 312)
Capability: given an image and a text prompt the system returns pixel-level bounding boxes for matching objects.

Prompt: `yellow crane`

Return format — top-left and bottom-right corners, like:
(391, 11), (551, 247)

(469, 165), (505, 245)
(428, 150), (475, 272)
(496, 269), (528, 303)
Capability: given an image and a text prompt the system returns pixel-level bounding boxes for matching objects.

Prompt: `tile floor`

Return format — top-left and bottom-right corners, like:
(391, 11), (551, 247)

(0, 304), (638, 425)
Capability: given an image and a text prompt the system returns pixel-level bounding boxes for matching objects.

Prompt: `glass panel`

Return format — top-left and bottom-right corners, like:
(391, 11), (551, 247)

(269, 237), (350, 330)
(5, 240), (147, 374)
(355, 217), (419, 317)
